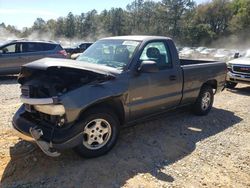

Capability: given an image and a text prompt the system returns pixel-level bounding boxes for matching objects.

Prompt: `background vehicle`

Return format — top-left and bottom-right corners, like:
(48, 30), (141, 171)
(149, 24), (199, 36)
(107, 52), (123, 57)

(213, 49), (240, 62)
(71, 52), (82, 60)
(226, 49), (250, 88)
(0, 39), (67, 75)
(195, 46), (206, 53)
(179, 47), (195, 58)
(13, 36), (226, 158)
(200, 48), (217, 58)
(64, 42), (93, 56)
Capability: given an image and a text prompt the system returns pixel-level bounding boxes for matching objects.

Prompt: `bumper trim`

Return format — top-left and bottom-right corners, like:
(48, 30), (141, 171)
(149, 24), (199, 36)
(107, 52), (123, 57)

(13, 126), (35, 142)
(29, 127), (61, 157)
(20, 96), (54, 105)
(227, 71), (250, 83)
(13, 105), (84, 156)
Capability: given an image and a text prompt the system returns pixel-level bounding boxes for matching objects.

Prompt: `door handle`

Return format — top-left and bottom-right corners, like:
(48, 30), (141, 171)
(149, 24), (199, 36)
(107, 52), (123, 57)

(169, 75), (177, 81)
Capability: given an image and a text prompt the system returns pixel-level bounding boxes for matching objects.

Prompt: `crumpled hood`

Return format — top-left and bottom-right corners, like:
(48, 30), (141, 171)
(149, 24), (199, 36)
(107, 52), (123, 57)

(227, 57), (250, 66)
(22, 58), (121, 76)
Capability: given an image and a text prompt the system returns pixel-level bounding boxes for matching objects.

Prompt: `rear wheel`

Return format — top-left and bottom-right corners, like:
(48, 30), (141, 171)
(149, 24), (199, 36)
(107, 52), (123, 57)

(74, 108), (120, 158)
(226, 81), (237, 89)
(193, 85), (214, 116)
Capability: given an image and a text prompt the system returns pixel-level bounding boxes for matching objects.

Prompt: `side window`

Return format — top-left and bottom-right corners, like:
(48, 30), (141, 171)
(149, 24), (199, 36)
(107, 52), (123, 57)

(42, 43), (56, 51)
(140, 42), (172, 70)
(1, 43), (20, 54)
(33, 43), (43, 52)
(86, 43), (92, 48)
(22, 43), (43, 52)
(80, 44), (87, 50)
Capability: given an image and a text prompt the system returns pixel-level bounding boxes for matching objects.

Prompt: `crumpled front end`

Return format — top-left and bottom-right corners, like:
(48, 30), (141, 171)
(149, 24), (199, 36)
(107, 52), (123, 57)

(13, 63), (116, 157)
(12, 104), (85, 157)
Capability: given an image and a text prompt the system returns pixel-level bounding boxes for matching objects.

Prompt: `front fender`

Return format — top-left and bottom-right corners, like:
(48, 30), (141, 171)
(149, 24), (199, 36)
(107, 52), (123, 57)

(60, 81), (128, 123)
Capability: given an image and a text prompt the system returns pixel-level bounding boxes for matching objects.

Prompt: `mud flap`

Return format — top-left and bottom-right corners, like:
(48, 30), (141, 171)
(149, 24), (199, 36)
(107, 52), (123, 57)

(29, 127), (61, 157)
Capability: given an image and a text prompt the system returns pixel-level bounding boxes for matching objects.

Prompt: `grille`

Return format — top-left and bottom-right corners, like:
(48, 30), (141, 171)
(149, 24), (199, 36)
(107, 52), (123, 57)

(233, 65), (250, 75)
(21, 85), (32, 97)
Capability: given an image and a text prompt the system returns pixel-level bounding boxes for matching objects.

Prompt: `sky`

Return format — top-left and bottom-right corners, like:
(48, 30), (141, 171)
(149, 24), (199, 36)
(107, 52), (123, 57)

(0, 0), (208, 30)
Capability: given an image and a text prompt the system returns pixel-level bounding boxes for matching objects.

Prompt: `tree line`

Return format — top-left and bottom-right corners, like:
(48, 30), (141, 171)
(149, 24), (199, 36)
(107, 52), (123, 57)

(1, 0), (250, 47)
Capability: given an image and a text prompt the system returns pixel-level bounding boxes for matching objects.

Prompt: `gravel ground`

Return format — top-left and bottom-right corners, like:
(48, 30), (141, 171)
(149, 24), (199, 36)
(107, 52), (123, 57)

(0, 76), (249, 188)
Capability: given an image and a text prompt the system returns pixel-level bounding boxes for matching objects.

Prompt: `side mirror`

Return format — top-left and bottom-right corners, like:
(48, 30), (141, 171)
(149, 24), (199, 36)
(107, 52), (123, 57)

(138, 60), (159, 73)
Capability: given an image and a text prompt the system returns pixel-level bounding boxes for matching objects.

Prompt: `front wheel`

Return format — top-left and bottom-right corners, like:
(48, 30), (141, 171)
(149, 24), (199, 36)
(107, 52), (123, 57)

(193, 85), (214, 116)
(74, 108), (120, 158)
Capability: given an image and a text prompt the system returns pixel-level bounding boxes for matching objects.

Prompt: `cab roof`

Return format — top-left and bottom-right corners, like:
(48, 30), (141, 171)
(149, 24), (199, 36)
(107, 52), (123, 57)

(101, 35), (172, 41)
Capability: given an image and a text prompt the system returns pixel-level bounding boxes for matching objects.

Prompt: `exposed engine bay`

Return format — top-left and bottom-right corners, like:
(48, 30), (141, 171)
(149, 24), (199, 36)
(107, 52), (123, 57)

(18, 66), (114, 98)
(16, 63), (116, 128)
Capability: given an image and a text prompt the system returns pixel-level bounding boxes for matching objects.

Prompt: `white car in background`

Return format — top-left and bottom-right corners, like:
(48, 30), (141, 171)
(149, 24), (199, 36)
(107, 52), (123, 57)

(226, 49), (250, 88)
(214, 49), (238, 61)
(179, 47), (195, 58)
(195, 46), (206, 53)
(200, 48), (217, 58)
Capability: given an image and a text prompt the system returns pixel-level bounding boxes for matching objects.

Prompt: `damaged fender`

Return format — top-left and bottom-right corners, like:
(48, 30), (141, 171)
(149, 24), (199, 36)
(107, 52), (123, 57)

(60, 77), (128, 123)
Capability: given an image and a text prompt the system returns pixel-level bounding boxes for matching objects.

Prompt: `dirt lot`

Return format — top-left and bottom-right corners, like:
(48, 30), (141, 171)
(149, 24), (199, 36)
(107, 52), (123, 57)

(0, 76), (249, 188)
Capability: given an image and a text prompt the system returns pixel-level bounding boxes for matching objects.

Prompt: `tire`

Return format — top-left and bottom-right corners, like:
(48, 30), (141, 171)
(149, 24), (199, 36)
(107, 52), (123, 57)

(74, 107), (120, 158)
(193, 85), (214, 116)
(226, 81), (237, 89)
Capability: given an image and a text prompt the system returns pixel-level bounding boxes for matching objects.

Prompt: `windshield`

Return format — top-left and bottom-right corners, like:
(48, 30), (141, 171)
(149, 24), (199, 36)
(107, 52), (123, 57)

(77, 39), (140, 70)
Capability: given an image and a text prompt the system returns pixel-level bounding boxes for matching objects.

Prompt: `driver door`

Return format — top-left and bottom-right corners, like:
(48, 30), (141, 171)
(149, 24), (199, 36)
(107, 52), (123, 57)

(128, 41), (182, 120)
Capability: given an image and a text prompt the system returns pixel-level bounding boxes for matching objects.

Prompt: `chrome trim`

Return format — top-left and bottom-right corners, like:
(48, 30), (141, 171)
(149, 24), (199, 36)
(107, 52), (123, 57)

(33, 104), (65, 115)
(20, 96), (53, 105)
(232, 65), (250, 75)
(13, 128), (35, 142)
(29, 127), (61, 157)
(227, 71), (250, 82)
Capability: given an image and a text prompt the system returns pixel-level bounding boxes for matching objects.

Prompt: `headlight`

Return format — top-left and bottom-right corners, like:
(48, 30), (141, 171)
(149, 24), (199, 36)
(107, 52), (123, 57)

(33, 104), (65, 115)
(227, 63), (232, 68)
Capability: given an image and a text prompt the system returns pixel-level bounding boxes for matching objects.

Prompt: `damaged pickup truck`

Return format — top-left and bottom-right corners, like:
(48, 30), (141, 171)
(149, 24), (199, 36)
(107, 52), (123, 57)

(13, 36), (227, 158)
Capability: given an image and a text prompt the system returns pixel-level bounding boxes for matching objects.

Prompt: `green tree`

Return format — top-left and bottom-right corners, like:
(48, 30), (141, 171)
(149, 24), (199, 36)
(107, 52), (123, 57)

(2, 0), (250, 47)
(82, 10), (98, 38)
(229, 0), (250, 32)
(55, 17), (65, 37)
(161, 0), (195, 38)
(65, 12), (76, 38)
(195, 0), (232, 36)
(126, 0), (145, 33)
(32, 18), (48, 33)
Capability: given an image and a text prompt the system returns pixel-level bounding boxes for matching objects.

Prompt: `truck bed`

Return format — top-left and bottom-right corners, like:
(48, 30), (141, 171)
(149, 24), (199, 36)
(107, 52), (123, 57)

(179, 58), (226, 105)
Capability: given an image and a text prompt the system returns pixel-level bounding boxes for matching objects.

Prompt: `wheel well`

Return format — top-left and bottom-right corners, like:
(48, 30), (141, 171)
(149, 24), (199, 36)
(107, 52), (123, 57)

(202, 80), (217, 91)
(78, 98), (125, 125)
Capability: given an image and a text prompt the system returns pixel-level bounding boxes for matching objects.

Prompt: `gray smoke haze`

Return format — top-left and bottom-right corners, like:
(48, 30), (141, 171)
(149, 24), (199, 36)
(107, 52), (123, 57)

(0, 27), (19, 41)
(0, 26), (249, 52)
(208, 33), (250, 51)
(0, 26), (111, 47)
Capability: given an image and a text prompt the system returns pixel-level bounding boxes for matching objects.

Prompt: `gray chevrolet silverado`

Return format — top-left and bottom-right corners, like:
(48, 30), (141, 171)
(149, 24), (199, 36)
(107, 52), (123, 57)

(13, 36), (226, 158)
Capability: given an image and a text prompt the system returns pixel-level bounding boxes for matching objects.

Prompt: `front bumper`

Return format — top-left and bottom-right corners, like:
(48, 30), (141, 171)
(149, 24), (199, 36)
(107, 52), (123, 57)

(12, 105), (84, 155)
(227, 71), (250, 84)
